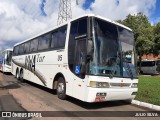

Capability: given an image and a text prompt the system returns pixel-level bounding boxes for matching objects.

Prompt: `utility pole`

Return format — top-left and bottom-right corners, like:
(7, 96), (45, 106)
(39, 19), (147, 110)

(57, 0), (72, 25)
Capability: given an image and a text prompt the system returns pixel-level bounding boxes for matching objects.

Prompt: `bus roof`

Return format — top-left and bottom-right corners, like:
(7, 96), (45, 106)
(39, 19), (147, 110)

(14, 14), (132, 47)
(2, 49), (13, 52)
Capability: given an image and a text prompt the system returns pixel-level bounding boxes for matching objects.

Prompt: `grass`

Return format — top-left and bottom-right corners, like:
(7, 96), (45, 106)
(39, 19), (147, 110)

(135, 75), (160, 106)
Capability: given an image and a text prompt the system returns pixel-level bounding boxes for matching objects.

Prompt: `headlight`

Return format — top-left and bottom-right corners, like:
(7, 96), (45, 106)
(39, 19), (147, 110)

(90, 81), (110, 88)
(131, 83), (138, 88)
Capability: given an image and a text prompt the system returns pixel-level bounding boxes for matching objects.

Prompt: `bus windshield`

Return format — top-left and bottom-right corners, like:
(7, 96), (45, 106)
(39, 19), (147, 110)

(6, 50), (12, 66)
(87, 18), (137, 78)
(157, 60), (160, 66)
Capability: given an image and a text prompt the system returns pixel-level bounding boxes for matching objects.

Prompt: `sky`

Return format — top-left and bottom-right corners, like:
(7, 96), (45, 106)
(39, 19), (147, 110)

(0, 0), (160, 50)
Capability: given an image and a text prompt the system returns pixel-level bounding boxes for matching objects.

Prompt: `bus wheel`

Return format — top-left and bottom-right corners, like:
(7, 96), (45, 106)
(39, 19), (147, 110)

(20, 69), (24, 82)
(16, 69), (20, 80)
(57, 77), (66, 100)
(140, 71), (143, 75)
(125, 99), (132, 104)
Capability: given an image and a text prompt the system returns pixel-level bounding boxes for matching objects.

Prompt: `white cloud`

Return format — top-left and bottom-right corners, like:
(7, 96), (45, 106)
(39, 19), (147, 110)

(90, 0), (156, 20)
(0, 0), (48, 49)
(0, 0), (157, 49)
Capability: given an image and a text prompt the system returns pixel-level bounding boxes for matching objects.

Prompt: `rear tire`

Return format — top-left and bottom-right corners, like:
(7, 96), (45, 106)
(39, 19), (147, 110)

(20, 69), (24, 82)
(16, 69), (20, 80)
(140, 71), (143, 75)
(57, 77), (67, 100)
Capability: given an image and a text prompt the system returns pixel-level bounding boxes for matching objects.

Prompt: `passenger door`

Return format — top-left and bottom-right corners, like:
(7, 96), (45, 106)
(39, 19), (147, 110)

(73, 38), (87, 100)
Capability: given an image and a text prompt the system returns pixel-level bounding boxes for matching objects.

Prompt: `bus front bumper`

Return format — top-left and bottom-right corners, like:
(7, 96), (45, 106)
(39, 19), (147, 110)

(85, 87), (138, 103)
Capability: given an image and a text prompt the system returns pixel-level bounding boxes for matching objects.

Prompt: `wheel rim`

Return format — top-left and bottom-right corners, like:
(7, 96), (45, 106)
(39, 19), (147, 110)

(58, 83), (64, 94)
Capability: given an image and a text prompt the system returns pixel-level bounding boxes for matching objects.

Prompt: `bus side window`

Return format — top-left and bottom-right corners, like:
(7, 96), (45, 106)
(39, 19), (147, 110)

(30, 39), (38, 52)
(157, 60), (160, 65)
(19, 44), (24, 55)
(51, 31), (58, 48)
(24, 42), (30, 54)
(38, 34), (51, 51)
(15, 46), (19, 56)
(58, 26), (67, 48)
(51, 25), (67, 49)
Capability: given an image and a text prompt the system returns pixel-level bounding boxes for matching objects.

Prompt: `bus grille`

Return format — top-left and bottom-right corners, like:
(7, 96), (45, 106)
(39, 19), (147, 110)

(110, 83), (131, 87)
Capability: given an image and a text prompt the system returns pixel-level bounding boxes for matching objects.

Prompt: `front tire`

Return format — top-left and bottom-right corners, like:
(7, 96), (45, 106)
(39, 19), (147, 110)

(57, 77), (67, 100)
(125, 99), (133, 104)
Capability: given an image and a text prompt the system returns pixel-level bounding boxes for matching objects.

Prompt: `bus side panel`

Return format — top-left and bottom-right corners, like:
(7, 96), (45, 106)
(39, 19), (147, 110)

(12, 56), (20, 76)
(34, 50), (65, 88)
(12, 50), (73, 91)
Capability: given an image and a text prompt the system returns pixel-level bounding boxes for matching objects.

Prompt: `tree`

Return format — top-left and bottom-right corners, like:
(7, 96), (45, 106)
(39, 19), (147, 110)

(153, 22), (160, 56)
(117, 13), (154, 62)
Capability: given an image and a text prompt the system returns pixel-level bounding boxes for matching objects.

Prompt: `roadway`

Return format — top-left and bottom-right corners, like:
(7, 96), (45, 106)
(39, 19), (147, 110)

(0, 72), (159, 120)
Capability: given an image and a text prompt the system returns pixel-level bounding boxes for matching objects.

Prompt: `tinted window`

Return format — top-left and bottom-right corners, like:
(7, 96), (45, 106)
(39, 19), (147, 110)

(51, 31), (58, 48)
(19, 44), (24, 55)
(70, 18), (87, 39)
(68, 17), (88, 74)
(68, 21), (78, 71)
(38, 34), (51, 50)
(156, 60), (160, 65)
(78, 18), (87, 36)
(14, 46), (19, 56)
(24, 42), (30, 53)
(141, 61), (155, 67)
(51, 25), (67, 49)
(58, 27), (67, 47)
(30, 39), (38, 52)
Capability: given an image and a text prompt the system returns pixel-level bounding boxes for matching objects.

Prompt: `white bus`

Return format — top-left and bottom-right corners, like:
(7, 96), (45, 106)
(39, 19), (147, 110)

(138, 60), (160, 75)
(12, 14), (138, 102)
(0, 49), (13, 73)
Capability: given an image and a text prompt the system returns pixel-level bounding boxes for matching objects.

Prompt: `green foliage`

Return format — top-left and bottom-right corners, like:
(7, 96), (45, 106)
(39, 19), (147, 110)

(153, 22), (160, 55)
(117, 13), (155, 57)
(135, 76), (160, 106)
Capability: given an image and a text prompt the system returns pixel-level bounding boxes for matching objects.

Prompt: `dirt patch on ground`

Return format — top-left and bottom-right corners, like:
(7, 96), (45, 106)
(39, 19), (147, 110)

(9, 89), (54, 111)
(0, 73), (7, 96)
(0, 89), (8, 96)
(9, 89), (77, 120)
(0, 72), (3, 81)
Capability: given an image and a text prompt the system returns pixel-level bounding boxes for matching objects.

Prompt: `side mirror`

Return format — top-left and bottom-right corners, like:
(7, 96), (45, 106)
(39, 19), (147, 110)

(87, 55), (93, 62)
